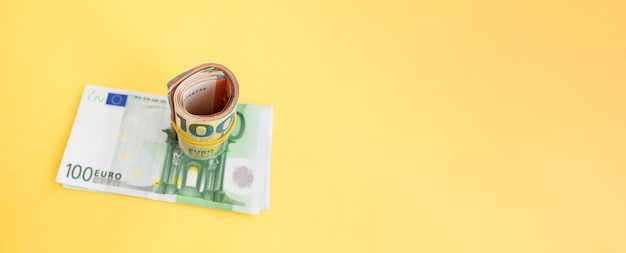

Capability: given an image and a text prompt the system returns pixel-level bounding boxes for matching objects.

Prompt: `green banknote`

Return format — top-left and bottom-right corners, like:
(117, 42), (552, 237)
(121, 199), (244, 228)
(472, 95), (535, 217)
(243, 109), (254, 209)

(56, 85), (272, 214)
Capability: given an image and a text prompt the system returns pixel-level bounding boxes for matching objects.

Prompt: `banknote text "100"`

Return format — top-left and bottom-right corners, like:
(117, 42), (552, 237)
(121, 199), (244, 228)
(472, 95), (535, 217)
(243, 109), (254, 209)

(175, 113), (234, 138)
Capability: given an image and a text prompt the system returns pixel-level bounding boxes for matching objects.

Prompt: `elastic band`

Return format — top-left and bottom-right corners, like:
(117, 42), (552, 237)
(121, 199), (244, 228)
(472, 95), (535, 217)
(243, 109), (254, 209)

(170, 114), (237, 147)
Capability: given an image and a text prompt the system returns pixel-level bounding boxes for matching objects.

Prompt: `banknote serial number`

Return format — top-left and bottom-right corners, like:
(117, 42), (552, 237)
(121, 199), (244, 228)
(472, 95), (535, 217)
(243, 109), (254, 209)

(65, 163), (122, 182)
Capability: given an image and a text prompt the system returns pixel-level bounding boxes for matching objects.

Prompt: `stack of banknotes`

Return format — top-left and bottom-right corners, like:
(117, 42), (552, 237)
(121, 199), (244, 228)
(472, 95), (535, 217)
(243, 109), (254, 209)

(56, 66), (272, 214)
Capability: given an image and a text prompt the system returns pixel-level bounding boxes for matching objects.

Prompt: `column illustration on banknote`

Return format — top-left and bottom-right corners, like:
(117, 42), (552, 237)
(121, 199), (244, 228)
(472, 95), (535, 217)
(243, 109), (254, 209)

(156, 111), (247, 205)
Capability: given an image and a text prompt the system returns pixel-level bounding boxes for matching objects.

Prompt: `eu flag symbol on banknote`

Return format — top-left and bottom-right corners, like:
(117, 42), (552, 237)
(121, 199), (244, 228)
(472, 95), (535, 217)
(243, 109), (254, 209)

(106, 93), (128, 107)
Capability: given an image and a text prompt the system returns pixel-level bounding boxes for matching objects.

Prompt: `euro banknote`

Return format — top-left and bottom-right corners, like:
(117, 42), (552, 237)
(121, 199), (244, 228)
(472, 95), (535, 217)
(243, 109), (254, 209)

(167, 63), (240, 160)
(56, 85), (272, 214)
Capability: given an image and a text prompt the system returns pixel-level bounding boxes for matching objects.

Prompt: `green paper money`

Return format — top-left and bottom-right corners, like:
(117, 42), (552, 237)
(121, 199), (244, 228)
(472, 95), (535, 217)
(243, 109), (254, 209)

(56, 85), (272, 214)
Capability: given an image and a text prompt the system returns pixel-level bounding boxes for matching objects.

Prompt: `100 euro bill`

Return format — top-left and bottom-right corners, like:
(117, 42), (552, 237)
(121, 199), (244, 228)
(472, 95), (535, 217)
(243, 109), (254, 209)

(56, 85), (272, 214)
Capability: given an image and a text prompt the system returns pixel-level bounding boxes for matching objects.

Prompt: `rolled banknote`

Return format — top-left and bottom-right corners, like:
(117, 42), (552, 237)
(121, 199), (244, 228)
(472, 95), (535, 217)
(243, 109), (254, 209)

(167, 63), (240, 160)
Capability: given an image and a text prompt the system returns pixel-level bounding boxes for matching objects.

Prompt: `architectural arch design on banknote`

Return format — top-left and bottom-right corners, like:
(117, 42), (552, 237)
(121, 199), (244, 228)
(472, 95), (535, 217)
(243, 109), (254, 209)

(156, 111), (247, 206)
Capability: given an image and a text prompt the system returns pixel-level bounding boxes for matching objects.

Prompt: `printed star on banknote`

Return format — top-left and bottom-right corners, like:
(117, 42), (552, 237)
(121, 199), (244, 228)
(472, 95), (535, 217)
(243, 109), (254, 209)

(56, 85), (272, 214)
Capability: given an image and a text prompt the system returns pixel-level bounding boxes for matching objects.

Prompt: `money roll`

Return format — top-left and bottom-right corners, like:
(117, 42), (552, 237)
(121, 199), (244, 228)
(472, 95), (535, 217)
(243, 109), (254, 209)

(167, 63), (240, 160)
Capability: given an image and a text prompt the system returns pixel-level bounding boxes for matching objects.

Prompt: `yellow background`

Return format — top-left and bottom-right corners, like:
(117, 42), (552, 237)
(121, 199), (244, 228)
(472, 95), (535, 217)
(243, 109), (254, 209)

(1, 0), (625, 252)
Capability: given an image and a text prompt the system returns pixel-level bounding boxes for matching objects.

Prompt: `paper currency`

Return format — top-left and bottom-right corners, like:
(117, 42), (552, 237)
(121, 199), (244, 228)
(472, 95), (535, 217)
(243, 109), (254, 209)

(56, 85), (272, 214)
(167, 63), (240, 160)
